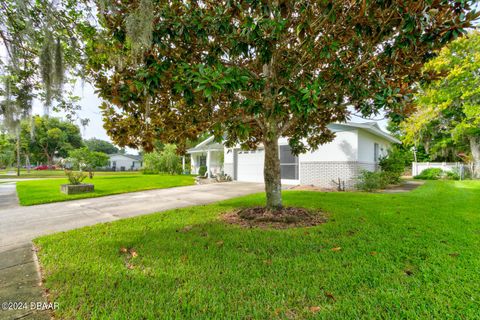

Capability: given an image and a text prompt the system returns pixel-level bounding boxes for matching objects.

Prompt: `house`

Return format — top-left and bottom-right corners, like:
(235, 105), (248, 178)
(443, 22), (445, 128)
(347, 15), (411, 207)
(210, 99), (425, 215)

(187, 122), (400, 189)
(107, 154), (143, 171)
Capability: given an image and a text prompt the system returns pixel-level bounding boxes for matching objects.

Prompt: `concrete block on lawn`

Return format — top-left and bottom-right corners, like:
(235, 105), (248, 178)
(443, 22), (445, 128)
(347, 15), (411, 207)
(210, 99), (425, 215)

(61, 184), (94, 195)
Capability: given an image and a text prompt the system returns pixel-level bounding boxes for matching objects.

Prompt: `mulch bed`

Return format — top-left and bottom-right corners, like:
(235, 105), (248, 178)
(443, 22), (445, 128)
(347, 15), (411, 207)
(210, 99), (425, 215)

(221, 207), (327, 229)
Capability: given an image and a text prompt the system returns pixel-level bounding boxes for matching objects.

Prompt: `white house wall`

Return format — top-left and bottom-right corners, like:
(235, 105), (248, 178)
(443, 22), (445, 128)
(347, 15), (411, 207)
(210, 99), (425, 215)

(298, 130), (358, 162)
(223, 127), (394, 189)
(108, 155), (142, 171)
(357, 130), (390, 169)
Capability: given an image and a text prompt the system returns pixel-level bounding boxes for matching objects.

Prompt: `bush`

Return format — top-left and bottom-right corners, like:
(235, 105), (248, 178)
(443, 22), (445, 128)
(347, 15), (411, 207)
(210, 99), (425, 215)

(198, 165), (207, 177)
(445, 170), (460, 180)
(414, 168), (443, 180)
(143, 144), (182, 175)
(356, 170), (388, 192)
(379, 148), (406, 184)
(65, 170), (87, 185)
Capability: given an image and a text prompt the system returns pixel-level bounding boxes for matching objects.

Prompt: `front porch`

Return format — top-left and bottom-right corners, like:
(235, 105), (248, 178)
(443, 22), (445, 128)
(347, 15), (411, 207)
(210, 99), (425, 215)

(187, 136), (224, 178)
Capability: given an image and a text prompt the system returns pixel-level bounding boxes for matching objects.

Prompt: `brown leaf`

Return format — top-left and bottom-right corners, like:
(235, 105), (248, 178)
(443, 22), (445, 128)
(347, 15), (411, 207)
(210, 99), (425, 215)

(324, 291), (336, 301)
(331, 247), (342, 252)
(119, 247), (128, 254)
(449, 252), (460, 257)
(216, 240), (224, 246)
(309, 306), (321, 313)
(404, 269), (414, 276)
(370, 251), (378, 256)
(130, 249), (138, 258)
(179, 225), (193, 233)
(263, 259), (272, 265)
(126, 263), (135, 270)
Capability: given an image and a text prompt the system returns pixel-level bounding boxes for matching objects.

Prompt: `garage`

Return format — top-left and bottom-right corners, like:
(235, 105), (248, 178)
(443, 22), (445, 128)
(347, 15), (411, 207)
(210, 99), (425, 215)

(235, 149), (265, 183)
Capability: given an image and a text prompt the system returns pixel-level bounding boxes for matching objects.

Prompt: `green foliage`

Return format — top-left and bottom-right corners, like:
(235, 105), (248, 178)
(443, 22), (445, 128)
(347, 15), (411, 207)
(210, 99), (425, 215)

(198, 165), (208, 177)
(0, 133), (15, 168)
(68, 147), (109, 178)
(402, 32), (480, 163)
(446, 170), (460, 181)
(379, 148), (407, 184)
(20, 115), (83, 164)
(356, 170), (388, 192)
(143, 144), (182, 175)
(65, 170), (87, 185)
(89, 0), (477, 207)
(0, 0), (90, 119)
(414, 168), (444, 180)
(84, 138), (119, 154)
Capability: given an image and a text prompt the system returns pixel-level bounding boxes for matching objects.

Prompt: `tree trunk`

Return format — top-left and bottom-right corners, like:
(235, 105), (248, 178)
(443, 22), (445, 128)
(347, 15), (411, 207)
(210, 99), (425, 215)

(26, 155), (31, 173)
(469, 136), (480, 178)
(263, 136), (282, 210)
(16, 133), (20, 177)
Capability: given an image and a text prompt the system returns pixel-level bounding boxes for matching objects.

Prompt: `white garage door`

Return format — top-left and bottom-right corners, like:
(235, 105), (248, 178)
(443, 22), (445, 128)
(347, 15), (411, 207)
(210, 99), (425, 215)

(236, 149), (264, 183)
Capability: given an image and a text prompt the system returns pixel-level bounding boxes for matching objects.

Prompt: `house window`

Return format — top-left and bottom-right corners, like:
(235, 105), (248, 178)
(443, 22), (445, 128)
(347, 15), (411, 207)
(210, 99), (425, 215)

(374, 143), (380, 162)
(199, 155), (207, 166)
(279, 145), (299, 180)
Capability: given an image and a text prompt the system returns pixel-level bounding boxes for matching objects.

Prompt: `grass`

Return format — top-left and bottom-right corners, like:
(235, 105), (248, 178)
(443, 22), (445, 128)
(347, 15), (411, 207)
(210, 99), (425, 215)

(0, 169), (142, 179)
(34, 181), (480, 319)
(16, 174), (195, 205)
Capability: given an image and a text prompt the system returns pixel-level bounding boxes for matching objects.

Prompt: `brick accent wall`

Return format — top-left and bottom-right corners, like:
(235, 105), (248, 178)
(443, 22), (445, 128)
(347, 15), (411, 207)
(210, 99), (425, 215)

(300, 161), (377, 189)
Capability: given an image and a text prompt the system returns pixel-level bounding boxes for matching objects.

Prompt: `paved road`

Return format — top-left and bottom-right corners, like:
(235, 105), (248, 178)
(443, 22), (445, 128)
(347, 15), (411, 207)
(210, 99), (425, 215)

(0, 182), (19, 210)
(0, 182), (264, 252)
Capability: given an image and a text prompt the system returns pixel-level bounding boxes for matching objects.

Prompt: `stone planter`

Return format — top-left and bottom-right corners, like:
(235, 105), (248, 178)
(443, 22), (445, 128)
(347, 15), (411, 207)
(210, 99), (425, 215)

(61, 184), (94, 195)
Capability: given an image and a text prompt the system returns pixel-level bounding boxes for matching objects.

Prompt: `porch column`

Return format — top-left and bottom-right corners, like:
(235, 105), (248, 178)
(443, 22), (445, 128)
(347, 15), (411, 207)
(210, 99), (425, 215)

(207, 150), (211, 178)
(182, 156), (185, 173)
(191, 154), (195, 174)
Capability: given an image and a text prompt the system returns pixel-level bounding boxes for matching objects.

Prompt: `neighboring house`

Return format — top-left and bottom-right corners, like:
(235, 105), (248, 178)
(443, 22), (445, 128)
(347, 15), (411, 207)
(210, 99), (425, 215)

(187, 122), (400, 189)
(107, 154), (143, 171)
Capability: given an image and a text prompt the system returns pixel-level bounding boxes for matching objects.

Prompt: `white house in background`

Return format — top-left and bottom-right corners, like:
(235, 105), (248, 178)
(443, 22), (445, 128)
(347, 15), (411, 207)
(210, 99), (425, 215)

(187, 122), (400, 189)
(107, 154), (143, 171)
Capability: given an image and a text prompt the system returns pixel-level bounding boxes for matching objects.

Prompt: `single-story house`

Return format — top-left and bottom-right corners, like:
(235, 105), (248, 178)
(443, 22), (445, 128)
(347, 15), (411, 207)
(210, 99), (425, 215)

(187, 122), (400, 189)
(107, 154), (143, 171)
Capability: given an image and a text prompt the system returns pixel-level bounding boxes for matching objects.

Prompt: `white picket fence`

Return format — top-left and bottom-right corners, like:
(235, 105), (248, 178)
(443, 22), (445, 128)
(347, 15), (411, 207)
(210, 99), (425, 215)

(411, 162), (462, 176)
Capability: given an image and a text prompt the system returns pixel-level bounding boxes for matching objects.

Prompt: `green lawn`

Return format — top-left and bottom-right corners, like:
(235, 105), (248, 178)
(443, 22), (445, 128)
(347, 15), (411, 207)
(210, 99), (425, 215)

(0, 169), (142, 179)
(17, 174), (195, 205)
(34, 181), (480, 319)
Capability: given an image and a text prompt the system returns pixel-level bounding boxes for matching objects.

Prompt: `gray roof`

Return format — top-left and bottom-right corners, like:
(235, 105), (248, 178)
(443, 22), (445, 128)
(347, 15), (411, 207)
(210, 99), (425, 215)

(331, 122), (401, 144)
(108, 154), (142, 161)
(187, 136), (224, 153)
(187, 121), (400, 152)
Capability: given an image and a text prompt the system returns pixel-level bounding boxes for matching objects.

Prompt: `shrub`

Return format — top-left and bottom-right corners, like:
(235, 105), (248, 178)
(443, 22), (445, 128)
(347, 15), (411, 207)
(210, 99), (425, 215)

(379, 148), (406, 184)
(143, 144), (182, 175)
(356, 170), (388, 192)
(414, 168), (443, 180)
(445, 170), (460, 180)
(198, 165), (207, 177)
(65, 170), (87, 185)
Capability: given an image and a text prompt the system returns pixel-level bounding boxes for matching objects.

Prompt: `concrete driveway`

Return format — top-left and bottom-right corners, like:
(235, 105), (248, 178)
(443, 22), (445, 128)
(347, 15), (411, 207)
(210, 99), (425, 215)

(0, 181), (264, 251)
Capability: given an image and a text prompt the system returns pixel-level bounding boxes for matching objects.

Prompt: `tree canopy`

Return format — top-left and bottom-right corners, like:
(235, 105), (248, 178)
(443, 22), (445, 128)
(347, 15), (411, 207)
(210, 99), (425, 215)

(0, 131), (15, 168)
(20, 115), (83, 165)
(68, 147), (109, 178)
(87, 0), (478, 208)
(402, 31), (480, 174)
(84, 138), (119, 154)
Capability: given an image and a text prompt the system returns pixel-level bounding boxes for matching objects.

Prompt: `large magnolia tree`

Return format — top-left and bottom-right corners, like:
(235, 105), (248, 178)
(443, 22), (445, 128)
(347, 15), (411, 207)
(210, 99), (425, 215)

(87, 0), (478, 209)
(402, 32), (480, 176)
